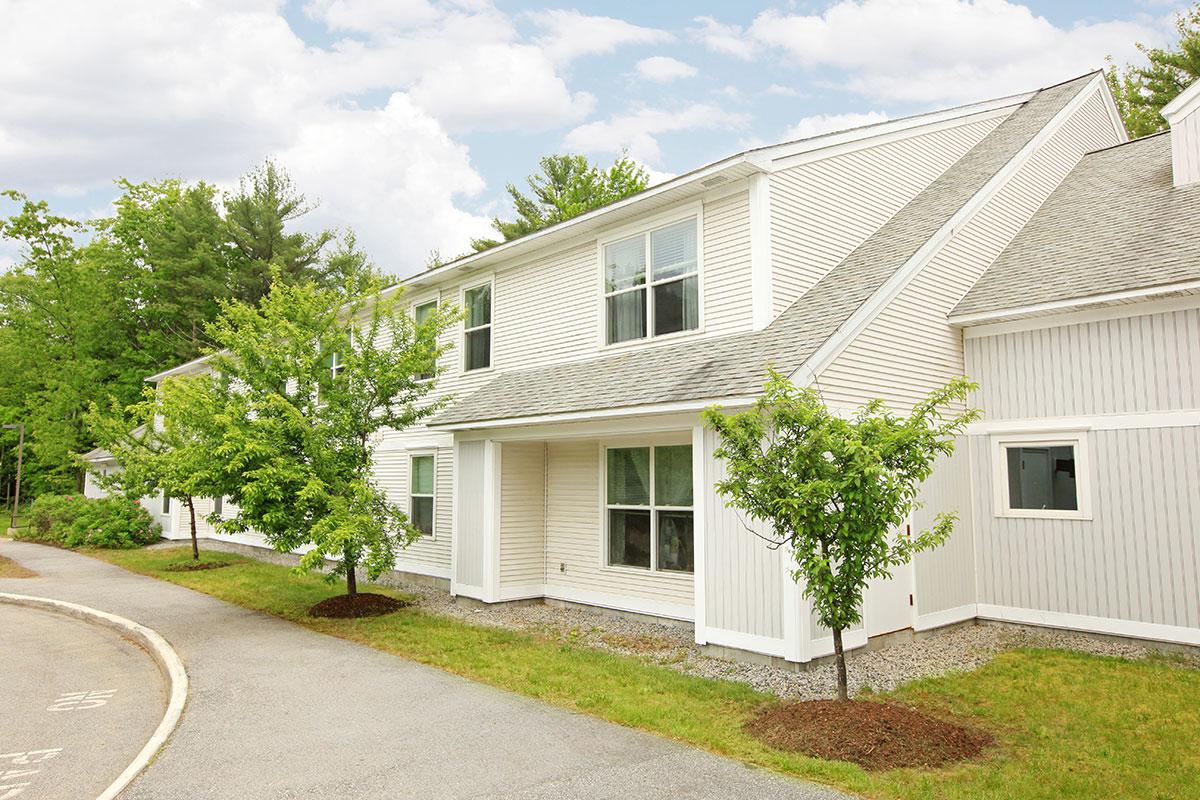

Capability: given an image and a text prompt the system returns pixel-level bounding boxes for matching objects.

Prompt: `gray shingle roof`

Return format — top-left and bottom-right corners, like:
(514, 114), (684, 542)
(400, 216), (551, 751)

(432, 74), (1098, 427)
(952, 132), (1200, 318)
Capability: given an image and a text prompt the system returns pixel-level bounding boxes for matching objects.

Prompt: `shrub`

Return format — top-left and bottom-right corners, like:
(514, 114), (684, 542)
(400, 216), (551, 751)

(20, 494), (160, 549)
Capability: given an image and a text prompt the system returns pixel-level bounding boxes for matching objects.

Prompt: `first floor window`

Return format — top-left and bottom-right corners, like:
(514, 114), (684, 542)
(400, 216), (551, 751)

(161, 494), (171, 515)
(213, 496), (224, 517)
(604, 217), (699, 345)
(410, 454), (435, 536)
(1005, 444), (1078, 511)
(606, 444), (694, 573)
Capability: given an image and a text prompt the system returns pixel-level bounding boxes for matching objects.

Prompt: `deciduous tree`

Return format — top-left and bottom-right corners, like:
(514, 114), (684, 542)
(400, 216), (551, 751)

(1107, 4), (1200, 137)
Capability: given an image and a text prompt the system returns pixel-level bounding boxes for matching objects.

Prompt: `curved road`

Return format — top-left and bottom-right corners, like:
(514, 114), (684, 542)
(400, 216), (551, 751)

(0, 540), (846, 800)
(0, 603), (166, 800)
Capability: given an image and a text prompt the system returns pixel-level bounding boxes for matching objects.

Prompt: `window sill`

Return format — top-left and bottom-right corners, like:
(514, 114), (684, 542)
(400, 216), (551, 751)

(996, 509), (1092, 521)
(601, 326), (706, 354)
(600, 563), (695, 579)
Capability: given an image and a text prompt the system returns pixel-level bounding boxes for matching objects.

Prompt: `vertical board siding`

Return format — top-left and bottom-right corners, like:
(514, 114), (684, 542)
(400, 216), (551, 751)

(816, 88), (1121, 413)
(702, 189), (754, 336)
(1172, 111), (1200, 186)
(770, 115), (1007, 316)
(373, 446), (454, 572)
(972, 427), (1200, 629)
(455, 440), (487, 588)
(912, 443), (977, 614)
(702, 427), (786, 639)
(966, 307), (1200, 419)
(542, 439), (694, 609)
(499, 441), (546, 588)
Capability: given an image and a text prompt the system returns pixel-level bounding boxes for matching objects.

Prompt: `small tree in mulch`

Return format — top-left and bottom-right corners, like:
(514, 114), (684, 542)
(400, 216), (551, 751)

(704, 371), (978, 702)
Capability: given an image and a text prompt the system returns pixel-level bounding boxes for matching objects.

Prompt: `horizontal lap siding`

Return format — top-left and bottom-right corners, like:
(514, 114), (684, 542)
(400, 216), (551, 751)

(542, 440), (694, 610)
(972, 427), (1200, 629)
(912, 443), (977, 614)
(702, 428), (785, 638)
(372, 446), (454, 572)
(817, 88), (1120, 413)
(966, 308), (1200, 418)
(702, 189), (753, 336)
(494, 243), (596, 371)
(771, 115), (1007, 316)
(499, 441), (545, 589)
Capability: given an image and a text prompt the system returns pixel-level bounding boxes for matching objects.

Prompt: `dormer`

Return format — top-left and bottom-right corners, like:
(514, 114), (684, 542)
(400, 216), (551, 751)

(1162, 78), (1200, 187)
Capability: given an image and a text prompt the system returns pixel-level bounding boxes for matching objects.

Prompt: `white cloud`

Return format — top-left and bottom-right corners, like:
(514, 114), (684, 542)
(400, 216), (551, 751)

(529, 9), (672, 64)
(564, 104), (750, 166)
(708, 0), (1169, 105)
(785, 111), (890, 141)
(689, 16), (756, 60)
(763, 84), (803, 97)
(303, 0), (441, 33)
(635, 56), (697, 83)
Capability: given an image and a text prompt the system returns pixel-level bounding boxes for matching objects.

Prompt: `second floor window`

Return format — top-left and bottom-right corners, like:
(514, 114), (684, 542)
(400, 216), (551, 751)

(604, 217), (699, 345)
(414, 300), (437, 380)
(464, 283), (492, 371)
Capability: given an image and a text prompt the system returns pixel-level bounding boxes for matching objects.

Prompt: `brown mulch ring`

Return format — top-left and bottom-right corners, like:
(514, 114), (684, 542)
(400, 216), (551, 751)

(307, 592), (409, 618)
(164, 560), (236, 572)
(745, 699), (993, 771)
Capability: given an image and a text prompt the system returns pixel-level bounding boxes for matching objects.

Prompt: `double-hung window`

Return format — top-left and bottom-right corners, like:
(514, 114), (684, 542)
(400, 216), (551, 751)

(414, 300), (437, 380)
(161, 494), (171, 515)
(213, 496), (224, 517)
(463, 283), (492, 371)
(410, 454), (435, 536)
(604, 217), (699, 345)
(605, 445), (694, 573)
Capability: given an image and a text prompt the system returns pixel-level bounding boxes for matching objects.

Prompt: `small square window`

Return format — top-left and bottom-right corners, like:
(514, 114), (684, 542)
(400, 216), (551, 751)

(994, 433), (1090, 520)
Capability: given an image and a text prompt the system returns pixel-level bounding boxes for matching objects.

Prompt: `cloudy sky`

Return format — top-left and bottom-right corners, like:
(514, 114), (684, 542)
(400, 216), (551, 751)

(0, 0), (1186, 278)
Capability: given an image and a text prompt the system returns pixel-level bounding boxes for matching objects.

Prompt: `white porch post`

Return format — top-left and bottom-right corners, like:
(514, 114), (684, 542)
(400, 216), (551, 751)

(482, 439), (502, 603)
(782, 547), (806, 663)
(691, 424), (708, 645)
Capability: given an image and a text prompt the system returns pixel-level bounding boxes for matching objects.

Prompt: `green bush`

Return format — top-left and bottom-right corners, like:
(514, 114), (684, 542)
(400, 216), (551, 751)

(21, 494), (160, 549)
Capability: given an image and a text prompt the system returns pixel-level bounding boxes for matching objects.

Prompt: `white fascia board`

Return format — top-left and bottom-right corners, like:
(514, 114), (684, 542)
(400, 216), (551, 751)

(789, 74), (1108, 390)
(145, 352), (215, 382)
(950, 281), (1200, 329)
(429, 395), (759, 432)
(1162, 79), (1200, 124)
(966, 409), (1200, 436)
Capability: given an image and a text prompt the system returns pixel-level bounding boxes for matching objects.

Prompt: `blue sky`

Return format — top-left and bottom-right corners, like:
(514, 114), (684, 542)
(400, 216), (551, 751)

(0, 1), (1187, 277)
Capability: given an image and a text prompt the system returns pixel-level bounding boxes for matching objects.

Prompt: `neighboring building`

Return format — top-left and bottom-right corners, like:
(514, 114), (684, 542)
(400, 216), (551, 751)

(92, 71), (1200, 665)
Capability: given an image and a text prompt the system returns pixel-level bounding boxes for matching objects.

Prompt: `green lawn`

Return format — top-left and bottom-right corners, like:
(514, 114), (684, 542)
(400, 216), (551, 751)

(96, 547), (1200, 800)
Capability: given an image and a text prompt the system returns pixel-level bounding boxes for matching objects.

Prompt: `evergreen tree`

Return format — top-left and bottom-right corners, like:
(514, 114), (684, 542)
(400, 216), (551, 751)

(1107, 4), (1200, 138)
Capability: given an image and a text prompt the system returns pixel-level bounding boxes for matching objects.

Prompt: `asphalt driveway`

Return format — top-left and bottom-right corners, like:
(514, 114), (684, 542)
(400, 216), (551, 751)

(0, 540), (846, 800)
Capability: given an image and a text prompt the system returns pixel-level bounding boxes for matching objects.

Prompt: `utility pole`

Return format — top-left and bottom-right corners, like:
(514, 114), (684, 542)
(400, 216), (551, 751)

(3, 424), (24, 531)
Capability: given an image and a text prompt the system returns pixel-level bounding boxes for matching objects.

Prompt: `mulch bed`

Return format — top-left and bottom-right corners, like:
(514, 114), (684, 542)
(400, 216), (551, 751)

(307, 592), (409, 618)
(745, 699), (993, 771)
(165, 560), (235, 572)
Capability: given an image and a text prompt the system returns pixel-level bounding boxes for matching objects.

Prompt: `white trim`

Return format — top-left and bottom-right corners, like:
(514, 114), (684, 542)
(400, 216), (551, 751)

(449, 440), (461, 597)
(1097, 78), (1131, 144)
(454, 583), (487, 602)
(990, 431), (1092, 521)
(460, 274), (495, 374)
(691, 424), (708, 645)
(748, 173), (773, 330)
(498, 584), (546, 602)
(977, 604), (1200, 647)
(951, 280), (1200, 328)
(915, 603), (979, 631)
(376, 431), (456, 452)
(704, 627), (787, 658)
(1162, 78), (1200, 125)
(543, 585), (694, 621)
(782, 550), (803, 662)
(969, 409), (1200, 435)
(391, 557), (452, 581)
(430, 395), (758, 431)
(791, 74), (1108, 389)
(808, 627), (869, 660)
(482, 440), (501, 602)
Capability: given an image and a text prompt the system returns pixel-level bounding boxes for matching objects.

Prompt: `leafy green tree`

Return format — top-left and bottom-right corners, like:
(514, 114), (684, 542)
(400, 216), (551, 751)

(85, 377), (228, 561)
(200, 277), (458, 597)
(1107, 4), (1200, 137)
(703, 373), (979, 701)
(471, 154), (649, 251)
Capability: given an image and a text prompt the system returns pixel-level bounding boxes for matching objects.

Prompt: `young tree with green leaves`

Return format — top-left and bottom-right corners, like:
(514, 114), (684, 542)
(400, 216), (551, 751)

(471, 154), (649, 251)
(86, 376), (228, 561)
(703, 372), (979, 701)
(200, 277), (458, 598)
(1107, 4), (1200, 138)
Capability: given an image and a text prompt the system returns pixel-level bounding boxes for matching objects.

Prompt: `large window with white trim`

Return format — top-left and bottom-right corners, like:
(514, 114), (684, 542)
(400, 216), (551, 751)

(993, 432), (1090, 520)
(604, 218), (699, 345)
(605, 445), (694, 572)
(410, 453), (435, 537)
(463, 283), (491, 371)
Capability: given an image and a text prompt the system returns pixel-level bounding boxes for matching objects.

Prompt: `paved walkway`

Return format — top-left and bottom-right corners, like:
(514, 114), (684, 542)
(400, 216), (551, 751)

(0, 603), (166, 800)
(0, 541), (847, 800)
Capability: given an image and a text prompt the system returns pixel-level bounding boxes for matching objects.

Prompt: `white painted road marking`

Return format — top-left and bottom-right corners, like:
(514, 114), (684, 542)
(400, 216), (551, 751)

(0, 750), (61, 766)
(48, 689), (116, 711)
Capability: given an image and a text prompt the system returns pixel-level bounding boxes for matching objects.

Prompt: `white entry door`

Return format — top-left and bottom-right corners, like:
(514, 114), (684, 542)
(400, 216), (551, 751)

(864, 523), (915, 637)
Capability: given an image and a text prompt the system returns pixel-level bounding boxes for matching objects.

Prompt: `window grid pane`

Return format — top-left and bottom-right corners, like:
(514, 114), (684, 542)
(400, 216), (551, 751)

(607, 447), (650, 506)
(1005, 445), (1078, 511)
(411, 496), (434, 536)
(464, 285), (491, 328)
(652, 275), (699, 337)
(650, 219), (697, 282)
(609, 509), (651, 569)
(604, 235), (647, 292)
(411, 455), (435, 495)
(465, 328), (490, 371)
(606, 289), (646, 344)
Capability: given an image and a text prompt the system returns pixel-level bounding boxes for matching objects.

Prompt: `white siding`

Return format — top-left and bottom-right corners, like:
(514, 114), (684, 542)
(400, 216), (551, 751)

(499, 441), (546, 591)
(542, 439), (694, 613)
(454, 440), (487, 590)
(816, 86), (1121, 412)
(912, 443), (977, 615)
(966, 307), (1200, 419)
(770, 114), (1007, 315)
(1171, 109), (1200, 187)
(700, 427), (787, 639)
(702, 189), (753, 336)
(971, 427), (1200, 630)
(374, 445), (454, 574)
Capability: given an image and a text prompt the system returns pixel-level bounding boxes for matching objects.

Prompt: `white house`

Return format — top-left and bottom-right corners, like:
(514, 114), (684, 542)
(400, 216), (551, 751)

(98, 71), (1200, 665)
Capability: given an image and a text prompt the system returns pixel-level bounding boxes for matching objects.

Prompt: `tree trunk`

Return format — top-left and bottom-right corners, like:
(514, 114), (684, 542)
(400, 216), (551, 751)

(345, 548), (358, 597)
(186, 496), (199, 560)
(832, 626), (849, 702)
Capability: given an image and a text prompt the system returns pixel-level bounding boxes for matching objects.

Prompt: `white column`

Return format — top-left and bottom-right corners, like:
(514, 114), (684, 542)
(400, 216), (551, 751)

(482, 439), (502, 603)
(691, 424), (708, 645)
(748, 172), (773, 331)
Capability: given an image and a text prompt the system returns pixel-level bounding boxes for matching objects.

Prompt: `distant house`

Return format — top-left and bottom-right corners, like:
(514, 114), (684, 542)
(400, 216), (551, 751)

(89, 71), (1200, 663)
